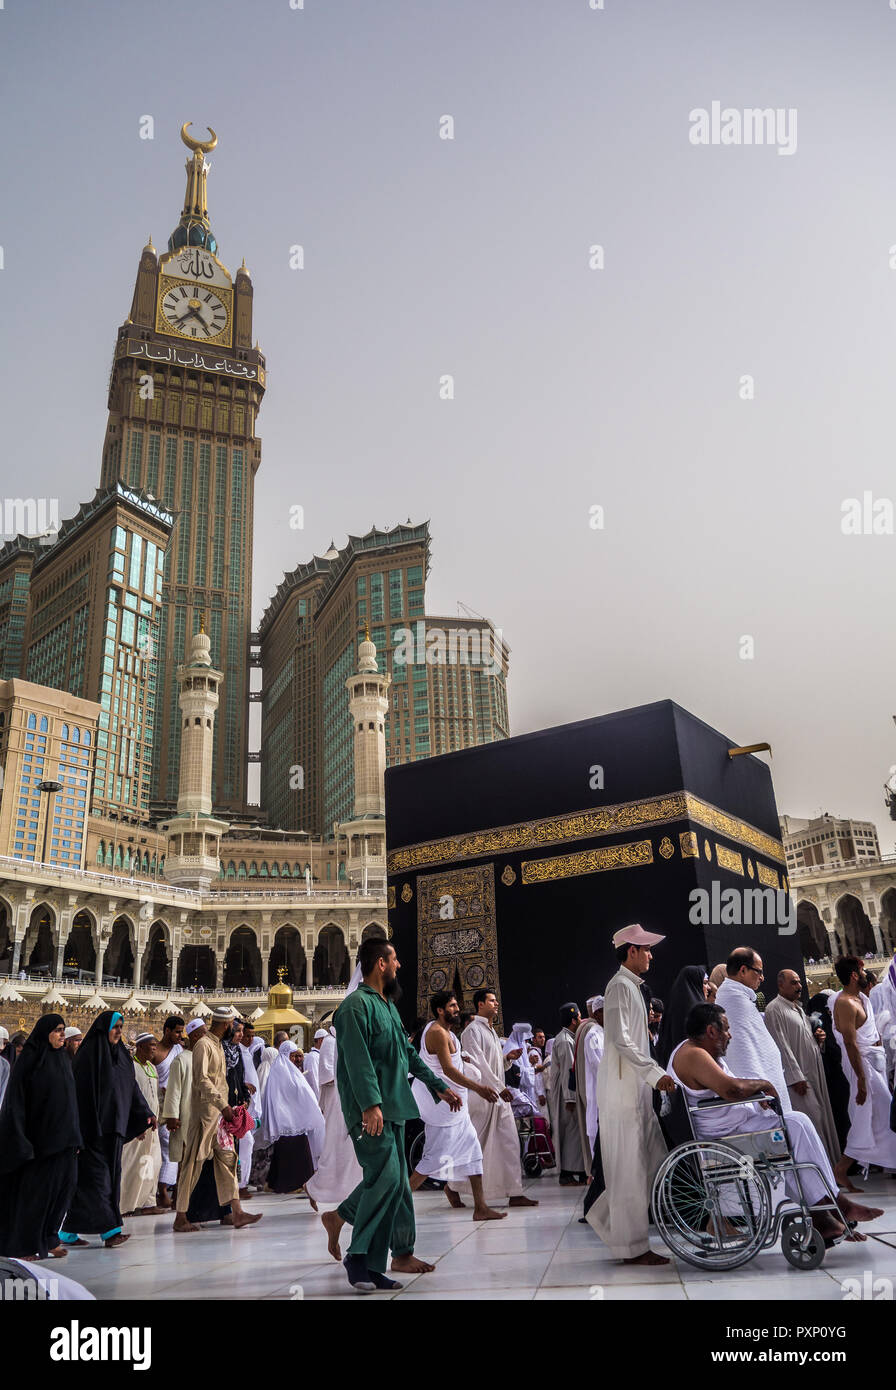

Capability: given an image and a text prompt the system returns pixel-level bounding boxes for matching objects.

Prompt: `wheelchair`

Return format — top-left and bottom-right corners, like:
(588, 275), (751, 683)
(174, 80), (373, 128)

(651, 1091), (850, 1272)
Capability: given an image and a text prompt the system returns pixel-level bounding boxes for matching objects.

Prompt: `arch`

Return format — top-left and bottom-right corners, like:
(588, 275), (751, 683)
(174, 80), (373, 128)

(39, 715), (48, 732)
(104, 915), (136, 984)
(237, 861), (247, 879)
(0, 896), (13, 972)
(796, 900), (828, 962)
(834, 893), (876, 957)
(177, 944), (216, 990)
(225, 861), (236, 879)
(223, 925), (262, 989)
(25, 902), (57, 972)
(879, 887), (896, 956)
(313, 923), (349, 987)
(142, 921), (171, 987)
(65, 909), (97, 976)
(96, 841), (106, 866)
(269, 924), (307, 987)
(361, 921), (387, 942)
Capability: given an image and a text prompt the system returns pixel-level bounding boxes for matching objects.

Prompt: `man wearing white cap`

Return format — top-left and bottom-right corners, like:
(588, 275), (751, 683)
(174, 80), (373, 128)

(580, 996), (605, 1218)
(586, 925), (676, 1265)
(120, 1034), (163, 1216)
(303, 1029), (327, 1102)
(572, 997), (602, 1177)
(62, 1027), (82, 1064)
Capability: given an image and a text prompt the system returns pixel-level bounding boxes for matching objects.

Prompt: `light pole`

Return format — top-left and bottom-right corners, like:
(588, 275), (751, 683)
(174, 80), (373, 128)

(37, 780), (62, 866)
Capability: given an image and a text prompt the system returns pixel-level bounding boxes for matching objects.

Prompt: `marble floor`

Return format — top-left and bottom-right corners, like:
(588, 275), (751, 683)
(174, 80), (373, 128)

(51, 1171), (896, 1301)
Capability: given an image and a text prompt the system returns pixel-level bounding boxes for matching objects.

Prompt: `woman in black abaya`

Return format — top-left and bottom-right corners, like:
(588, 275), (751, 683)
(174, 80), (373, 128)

(59, 1011), (154, 1249)
(0, 1013), (82, 1260)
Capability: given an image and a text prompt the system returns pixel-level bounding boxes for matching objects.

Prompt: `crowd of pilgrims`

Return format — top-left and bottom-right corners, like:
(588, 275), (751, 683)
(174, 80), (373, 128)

(0, 929), (895, 1288)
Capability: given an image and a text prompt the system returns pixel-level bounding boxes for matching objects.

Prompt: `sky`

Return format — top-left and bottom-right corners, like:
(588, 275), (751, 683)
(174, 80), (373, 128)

(2, 0), (896, 847)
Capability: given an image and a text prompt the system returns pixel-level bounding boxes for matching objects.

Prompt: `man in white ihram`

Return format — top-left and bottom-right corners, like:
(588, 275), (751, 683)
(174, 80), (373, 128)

(669, 1001), (882, 1243)
(715, 948), (792, 1114)
(586, 924), (676, 1265)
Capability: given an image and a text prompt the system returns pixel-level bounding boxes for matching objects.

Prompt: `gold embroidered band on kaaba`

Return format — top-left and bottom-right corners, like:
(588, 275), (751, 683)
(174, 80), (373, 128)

(387, 791), (785, 875)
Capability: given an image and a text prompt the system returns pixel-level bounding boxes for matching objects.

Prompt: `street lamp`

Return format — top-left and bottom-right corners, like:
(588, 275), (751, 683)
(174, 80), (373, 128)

(37, 780), (62, 866)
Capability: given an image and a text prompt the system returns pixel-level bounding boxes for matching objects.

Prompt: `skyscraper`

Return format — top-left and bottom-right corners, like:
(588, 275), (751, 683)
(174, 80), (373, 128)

(99, 124), (265, 815)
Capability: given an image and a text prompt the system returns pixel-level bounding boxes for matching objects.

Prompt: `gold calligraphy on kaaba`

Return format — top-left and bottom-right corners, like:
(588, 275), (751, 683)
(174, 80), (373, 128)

(715, 844), (744, 877)
(521, 839), (654, 885)
(417, 864), (501, 1025)
(387, 791), (785, 875)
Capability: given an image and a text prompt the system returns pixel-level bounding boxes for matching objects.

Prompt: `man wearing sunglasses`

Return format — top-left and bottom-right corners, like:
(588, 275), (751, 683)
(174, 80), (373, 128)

(716, 947), (793, 1116)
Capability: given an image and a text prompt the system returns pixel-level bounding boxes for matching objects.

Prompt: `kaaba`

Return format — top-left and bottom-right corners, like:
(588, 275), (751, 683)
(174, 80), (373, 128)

(385, 700), (802, 1029)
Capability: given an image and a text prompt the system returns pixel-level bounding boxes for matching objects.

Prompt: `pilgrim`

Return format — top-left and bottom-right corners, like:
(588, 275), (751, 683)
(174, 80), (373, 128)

(587, 925), (674, 1265)
(119, 1033), (163, 1215)
(461, 990), (536, 1209)
(831, 956), (896, 1173)
(237, 1025), (263, 1196)
(307, 1024), (363, 1218)
(571, 1002), (601, 1174)
(547, 1004), (586, 1182)
(0, 1014), (81, 1260)
(580, 994), (605, 1216)
(160, 1019), (232, 1224)
(869, 953), (896, 1085)
(303, 1030), (326, 1101)
(259, 1041), (325, 1193)
(330, 937), (460, 1292)
(409, 990), (505, 1220)
(153, 1016), (184, 1209)
(764, 970), (841, 1167)
(715, 948), (792, 1115)
(173, 1008), (261, 1233)
(669, 1003), (883, 1241)
(60, 1011), (155, 1249)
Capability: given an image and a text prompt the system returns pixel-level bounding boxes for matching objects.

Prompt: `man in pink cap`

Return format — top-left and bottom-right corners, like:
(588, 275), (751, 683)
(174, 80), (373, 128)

(586, 924), (676, 1265)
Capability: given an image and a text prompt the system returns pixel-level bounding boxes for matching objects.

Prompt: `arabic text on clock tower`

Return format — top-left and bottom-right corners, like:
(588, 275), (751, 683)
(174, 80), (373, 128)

(100, 124), (265, 816)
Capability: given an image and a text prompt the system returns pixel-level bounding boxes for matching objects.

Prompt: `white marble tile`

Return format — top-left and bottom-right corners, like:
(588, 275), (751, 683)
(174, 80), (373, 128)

(535, 1283), (688, 1300)
(684, 1274), (843, 1301)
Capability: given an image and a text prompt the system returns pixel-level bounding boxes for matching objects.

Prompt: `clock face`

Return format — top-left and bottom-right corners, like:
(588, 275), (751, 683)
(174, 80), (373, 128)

(160, 282), (229, 340)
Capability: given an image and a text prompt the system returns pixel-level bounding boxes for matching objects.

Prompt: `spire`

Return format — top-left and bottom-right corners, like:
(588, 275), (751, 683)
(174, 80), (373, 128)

(168, 122), (219, 255)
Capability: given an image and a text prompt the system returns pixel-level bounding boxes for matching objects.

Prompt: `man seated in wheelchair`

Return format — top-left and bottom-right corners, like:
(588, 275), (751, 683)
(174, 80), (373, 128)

(669, 1002), (882, 1244)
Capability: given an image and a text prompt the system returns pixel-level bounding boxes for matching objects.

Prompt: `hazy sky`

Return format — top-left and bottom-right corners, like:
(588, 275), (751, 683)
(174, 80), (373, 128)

(2, 0), (896, 847)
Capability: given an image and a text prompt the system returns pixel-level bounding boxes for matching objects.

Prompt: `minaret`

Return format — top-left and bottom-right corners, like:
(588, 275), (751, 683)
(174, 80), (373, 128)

(339, 631), (391, 892)
(160, 625), (230, 889)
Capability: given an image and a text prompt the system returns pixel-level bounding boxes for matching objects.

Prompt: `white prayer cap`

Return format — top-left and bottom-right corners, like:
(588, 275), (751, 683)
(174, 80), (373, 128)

(63, 1026), (82, 1040)
(314, 1028), (327, 1040)
(185, 1017), (206, 1036)
(0, 1026), (10, 1042)
(612, 923), (664, 949)
(134, 1032), (156, 1044)
(586, 995), (604, 1013)
(210, 1006), (233, 1020)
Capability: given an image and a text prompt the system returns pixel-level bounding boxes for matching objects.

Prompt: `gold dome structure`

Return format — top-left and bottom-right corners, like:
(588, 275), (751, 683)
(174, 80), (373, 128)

(253, 969), (311, 1047)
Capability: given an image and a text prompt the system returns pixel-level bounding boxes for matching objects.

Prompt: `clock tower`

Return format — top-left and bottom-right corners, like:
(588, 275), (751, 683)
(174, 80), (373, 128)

(101, 123), (265, 816)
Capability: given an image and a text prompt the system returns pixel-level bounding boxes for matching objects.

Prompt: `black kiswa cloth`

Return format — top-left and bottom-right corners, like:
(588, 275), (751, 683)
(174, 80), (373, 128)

(72, 1010), (153, 1144)
(0, 1014), (81, 1174)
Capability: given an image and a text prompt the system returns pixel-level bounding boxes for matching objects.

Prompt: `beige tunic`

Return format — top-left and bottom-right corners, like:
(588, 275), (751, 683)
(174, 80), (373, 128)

(120, 1060), (161, 1212)
(159, 1049), (193, 1164)
(174, 1032), (238, 1212)
(763, 994), (841, 1166)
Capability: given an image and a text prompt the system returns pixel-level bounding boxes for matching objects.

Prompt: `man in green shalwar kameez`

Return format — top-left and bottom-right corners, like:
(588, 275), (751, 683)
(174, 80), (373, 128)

(333, 936), (461, 1291)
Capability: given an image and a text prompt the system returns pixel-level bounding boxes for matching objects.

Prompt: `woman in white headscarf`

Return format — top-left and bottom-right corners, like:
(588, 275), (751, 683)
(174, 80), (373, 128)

(247, 1043), (279, 1192)
(503, 1022), (540, 1112)
(259, 1042), (325, 1195)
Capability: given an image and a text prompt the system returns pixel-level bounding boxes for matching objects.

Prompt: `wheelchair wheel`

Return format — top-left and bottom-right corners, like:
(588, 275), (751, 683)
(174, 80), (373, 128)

(652, 1141), (772, 1271)
(781, 1214), (826, 1271)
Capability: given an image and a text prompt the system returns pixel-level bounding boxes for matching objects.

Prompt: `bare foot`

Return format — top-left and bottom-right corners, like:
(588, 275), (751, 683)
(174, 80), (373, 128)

(844, 1229), (868, 1242)
(391, 1254), (435, 1273)
(48, 1246), (68, 1259)
(220, 1215), (233, 1226)
(321, 1210), (344, 1261)
(623, 1250), (670, 1266)
(104, 1233), (131, 1248)
(232, 1211), (263, 1229)
(444, 1186), (466, 1209)
(62, 1238), (89, 1247)
(509, 1195), (538, 1207)
(238, 1188), (253, 1201)
(473, 1206), (507, 1221)
(840, 1198), (884, 1223)
(812, 1210), (845, 1240)
(838, 1177), (863, 1193)
(173, 1215), (200, 1233)
(306, 1192), (319, 1213)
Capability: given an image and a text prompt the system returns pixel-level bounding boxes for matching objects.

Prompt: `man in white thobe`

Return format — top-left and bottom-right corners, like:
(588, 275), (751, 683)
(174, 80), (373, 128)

(303, 1029), (326, 1101)
(238, 1030), (262, 1196)
(763, 970), (841, 1167)
(154, 1016), (185, 1209)
(832, 956), (896, 1175)
(120, 1034), (163, 1215)
(869, 955), (896, 1086)
(587, 925), (675, 1265)
(715, 948), (792, 1115)
(461, 990), (537, 1208)
(581, 996), (606, 1218)
(547, 1004), (587, 1182)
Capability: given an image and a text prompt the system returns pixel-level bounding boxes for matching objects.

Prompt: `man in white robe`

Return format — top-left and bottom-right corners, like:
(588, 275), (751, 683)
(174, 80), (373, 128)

(587, 925), (675, 1264)
(581, 997), (606, 1219)
(409, 991), (505, 1220)
(715, 948), (792, 1115)
(153, 1016), (184, 1209)
(832, 955), (896, 1175)
(869, 955), (896, 1086)
(308, 1030), (363, 1215)
(238, 1030), (262, 1196)
(120, 1034), (163, 1215)
(763, 970), (841, 1167)
(547, 1004), (587, 1182)
(303, 1029), (326, 1100)
(669, 1001), (883, 1240)
(461, 990), (538, 1208)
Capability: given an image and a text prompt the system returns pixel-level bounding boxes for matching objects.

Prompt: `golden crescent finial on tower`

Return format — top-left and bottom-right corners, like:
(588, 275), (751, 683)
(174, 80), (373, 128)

(181, 122), (218, 155)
